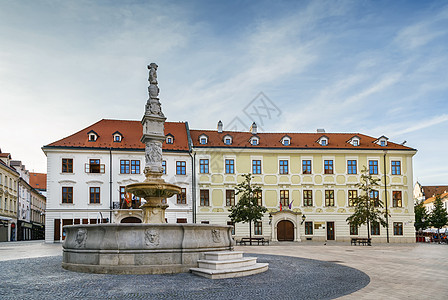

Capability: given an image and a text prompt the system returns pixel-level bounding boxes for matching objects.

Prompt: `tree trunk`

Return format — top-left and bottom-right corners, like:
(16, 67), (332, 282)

(249, 221), (252, 246)
(367, 218), (371, 240)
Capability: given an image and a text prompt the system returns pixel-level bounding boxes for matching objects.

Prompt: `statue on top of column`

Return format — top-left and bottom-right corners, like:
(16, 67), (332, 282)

(148, 63), (160, 99)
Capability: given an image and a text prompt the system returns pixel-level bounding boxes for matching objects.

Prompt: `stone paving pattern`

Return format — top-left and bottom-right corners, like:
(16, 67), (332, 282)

(0, 253), (367, 299)
(1, 241), (447, 299)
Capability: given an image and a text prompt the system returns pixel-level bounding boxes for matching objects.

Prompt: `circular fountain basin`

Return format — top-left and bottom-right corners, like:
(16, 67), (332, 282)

(62, 223), (234, 274)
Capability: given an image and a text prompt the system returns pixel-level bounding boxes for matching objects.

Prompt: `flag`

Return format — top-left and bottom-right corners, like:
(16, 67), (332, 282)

(279, 201), (282, 211)
(125, 192), (132, 207)
(288, 199), (294, 210)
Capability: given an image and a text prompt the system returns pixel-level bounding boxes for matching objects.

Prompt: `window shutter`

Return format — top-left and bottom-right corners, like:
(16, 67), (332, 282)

(100, 164), (105, 173)
(85, 163), (89, 173)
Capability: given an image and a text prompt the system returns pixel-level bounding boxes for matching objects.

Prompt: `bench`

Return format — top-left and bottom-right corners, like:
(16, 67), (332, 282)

(351, 238), (371, 246)
(237, 237), (270, 246)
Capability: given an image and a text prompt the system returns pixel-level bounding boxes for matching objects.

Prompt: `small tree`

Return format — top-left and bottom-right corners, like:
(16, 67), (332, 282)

(429, 195), (448, 241)
(346, 166), (388, 241)
(228, 174), (267, 245)
(414, 200), (429, 232)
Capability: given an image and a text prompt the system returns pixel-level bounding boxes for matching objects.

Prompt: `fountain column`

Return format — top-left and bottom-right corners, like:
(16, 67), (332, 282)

(126, 63), (181, 224)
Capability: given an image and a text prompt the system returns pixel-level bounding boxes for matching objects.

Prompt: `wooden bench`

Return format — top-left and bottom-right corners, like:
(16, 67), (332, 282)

(351, 238), (371, 246)
(237, 237), (269, 246)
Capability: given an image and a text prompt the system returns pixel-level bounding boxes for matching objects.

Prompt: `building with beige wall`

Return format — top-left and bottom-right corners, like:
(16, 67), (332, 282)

(190, 123), (417, 243)
(0, 152), (19, 242)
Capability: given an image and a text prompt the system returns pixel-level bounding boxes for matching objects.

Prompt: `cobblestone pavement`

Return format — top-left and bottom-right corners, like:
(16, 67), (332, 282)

(239, 242), (448, 300)
(1, 241), (447, 299)
(0, 251), (368, 300)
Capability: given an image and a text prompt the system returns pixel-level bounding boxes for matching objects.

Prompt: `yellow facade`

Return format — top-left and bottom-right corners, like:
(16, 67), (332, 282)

(195, 148), (416, 243)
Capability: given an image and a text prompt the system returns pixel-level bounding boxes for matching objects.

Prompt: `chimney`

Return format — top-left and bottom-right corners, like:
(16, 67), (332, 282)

(217, 120), (223, 133)
(250, 122), (257, 135)
(317, 128), (325, 133)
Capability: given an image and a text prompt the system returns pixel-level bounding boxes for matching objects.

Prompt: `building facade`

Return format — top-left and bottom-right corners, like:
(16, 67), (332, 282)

(191, 123), (417, 243)
(0, 152), (19, 242)
(42, 119), (193, 243)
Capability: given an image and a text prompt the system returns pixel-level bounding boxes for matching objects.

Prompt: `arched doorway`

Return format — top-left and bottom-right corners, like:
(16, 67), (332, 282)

(277, 220), (294, 241)
(120, 217), (142, 223)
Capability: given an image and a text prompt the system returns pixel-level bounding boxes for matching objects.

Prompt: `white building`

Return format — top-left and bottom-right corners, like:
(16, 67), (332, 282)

(42, 119), (193, 243)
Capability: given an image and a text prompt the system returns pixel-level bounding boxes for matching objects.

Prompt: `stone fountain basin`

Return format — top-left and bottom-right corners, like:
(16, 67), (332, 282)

(125, 181), (182, 198)
(62, 223), (234, 274)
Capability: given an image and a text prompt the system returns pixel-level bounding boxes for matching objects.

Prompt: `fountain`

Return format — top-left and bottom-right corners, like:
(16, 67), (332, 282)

(61, 63), (235, 274)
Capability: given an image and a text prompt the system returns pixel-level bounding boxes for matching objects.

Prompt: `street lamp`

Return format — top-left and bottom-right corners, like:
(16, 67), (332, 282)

(269, 213), (272, 225)
(301, 214), (306, 225)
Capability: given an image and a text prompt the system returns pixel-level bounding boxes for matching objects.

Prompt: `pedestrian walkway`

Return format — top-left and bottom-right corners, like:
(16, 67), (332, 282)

(237, 242), (448, 299)
(1, 241), (447, 299)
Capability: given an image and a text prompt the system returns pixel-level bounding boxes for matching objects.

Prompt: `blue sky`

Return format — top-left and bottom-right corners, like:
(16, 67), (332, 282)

(1, 0), (447, 185)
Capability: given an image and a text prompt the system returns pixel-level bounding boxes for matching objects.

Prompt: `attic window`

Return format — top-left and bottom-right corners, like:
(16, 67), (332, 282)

(283, 140), (290, 146)
(223, 135), (233, 145)
(199, 134), (208, 145)
(374, 136), (388, 147)
(317, 136), (329, 146)
(89, 134), (97, 142)
(114, 135), (121, 142)
(353, 140), (358, 146)
(381, 140), (386, 146)
(250, 137), (259, 146)
(321, 140), (327, 146)
(167, 137), (173, 144)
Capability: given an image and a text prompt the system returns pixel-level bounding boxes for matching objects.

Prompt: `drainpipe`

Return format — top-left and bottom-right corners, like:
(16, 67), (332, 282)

(383, 151), (389, 243)
(185, 122), (196, 224)
(109, 147), (113, 223)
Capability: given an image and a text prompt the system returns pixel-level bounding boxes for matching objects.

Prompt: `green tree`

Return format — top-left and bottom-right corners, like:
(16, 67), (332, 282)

(346, 166), (388, 241)
(414, 200), (429, 231)
(228, 174), (267, 245)
(429, 195), (448, 241)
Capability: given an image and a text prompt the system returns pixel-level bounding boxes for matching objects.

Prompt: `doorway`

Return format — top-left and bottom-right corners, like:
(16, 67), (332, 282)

(277, 220), (294, 241)
(121, 217), (142, 223)
(327, 222), (335, 240)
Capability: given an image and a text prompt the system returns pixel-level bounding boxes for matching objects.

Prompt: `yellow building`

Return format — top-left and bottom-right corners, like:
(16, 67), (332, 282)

(190, 124), (417, 243)
(0, 152), (19, 242)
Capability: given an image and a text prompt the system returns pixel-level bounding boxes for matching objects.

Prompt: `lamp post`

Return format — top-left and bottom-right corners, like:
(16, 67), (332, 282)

(301, 214), (306, 225)
(269, 213), (272, 225)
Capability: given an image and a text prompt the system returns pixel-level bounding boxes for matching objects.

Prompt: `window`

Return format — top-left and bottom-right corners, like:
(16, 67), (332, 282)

(176, 161), (186, 175)
(86, 159), (104, 173)
(227, 221), (235, 235)
(325, 190), (334, 206)
(131, 160), (140, 174)
(224, 138), (232, 145)
(391, 161), (401, 175)
(280, 190), (289, 207)
(279, 160), (289, 174)
(305, 221), (313, 235)
(371, 222), (380, 235)
(225, 159), (234, 174)
(393, 222), (403, 235)
(176, 218), (187, 223)
(347, 160), (357, 174)
(166, 136), (173, 144)
(120, 160), (130, 174)
(321, 139), (327, 146)
(89, 134), (97, 141)
(251, 138), (259, 146)
(303, 190), (313, 206)
(350, 223), (358, 235)
(324, 160), (333, 174)
(62, 159), (73, 173)
(254, 221), (262, 235)
(199, 159), (209, 174)
(282, 138), (290, 146)
(380, 140), (386, 147)
(119, 186), (126, 208)
(302, 160), (311, 174)
(348, 190), (357, 207)
(201, 220), (210, 224)
(200, 190), (209, 206)
(114, 135), (121, 142)
(393, 191), (402, 207)
(369, 160), (378, 175)
(162, 161), (166, 174)
(200, 137), (207, 144)
(353, 140), (359, 146)
(370, 190), (380, 207)
(255, 191), (262, 206)
(252, 160), (262, 174)
(177, 188), (186, 204)
(62, 187), (73, 203)
(89, 187), (100, 203)
(226, 190), (235, 206)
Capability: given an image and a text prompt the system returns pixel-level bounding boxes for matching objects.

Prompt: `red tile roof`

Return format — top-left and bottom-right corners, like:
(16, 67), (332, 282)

(422, 186), (448, 199)
(190, 130), (415, 150)
(44, 119), (189, 151)
(424, 191), (448, 205)
(30, 172), (47, 190)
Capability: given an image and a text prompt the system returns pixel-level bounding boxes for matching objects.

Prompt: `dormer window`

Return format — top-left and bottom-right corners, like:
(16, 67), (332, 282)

(87, 130), (99, 142)
(223, 135), (233, 145)
(250, 136), (259, 146)
(281, 135), (291, 146)
(112, 131), (122, 143)
(347, 135), (360, 147)
(374, 136), (388, 147)
(166, 134), (174, 144)
(317, 135), (329, 146)
(199, 134), (208, 145)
